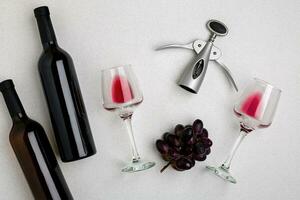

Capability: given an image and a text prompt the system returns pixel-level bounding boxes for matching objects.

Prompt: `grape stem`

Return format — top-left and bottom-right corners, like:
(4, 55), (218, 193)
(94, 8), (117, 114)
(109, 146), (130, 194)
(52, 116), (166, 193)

(160, 154), (190, 173)
(160, 160), (173, 173)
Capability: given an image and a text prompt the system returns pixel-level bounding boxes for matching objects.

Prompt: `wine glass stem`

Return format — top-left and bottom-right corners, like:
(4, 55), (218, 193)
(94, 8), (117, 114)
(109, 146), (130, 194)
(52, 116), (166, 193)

(221, 130), (247, 170)
(122, 115), (141, 162)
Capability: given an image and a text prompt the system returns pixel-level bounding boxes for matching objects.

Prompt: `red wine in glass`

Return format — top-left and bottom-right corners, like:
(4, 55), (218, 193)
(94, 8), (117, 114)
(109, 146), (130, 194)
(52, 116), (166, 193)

(104, 75), (142, 112)
(234, 91), (271, 129)
(240, 92), (262, 118)
(111, 75), (134, 103)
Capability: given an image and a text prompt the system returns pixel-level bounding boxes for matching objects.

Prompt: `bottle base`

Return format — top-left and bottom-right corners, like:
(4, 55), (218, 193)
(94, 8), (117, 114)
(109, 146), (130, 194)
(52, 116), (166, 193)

(61, 150), (97, 163)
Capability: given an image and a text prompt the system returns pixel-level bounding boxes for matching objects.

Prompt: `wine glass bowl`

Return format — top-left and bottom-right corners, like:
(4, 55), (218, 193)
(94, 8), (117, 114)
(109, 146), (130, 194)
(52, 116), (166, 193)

(234, 78), (281, 129)
(206, 78), (281, 183)
(101, 65), (155, 172)
(102, 66), (143, 109)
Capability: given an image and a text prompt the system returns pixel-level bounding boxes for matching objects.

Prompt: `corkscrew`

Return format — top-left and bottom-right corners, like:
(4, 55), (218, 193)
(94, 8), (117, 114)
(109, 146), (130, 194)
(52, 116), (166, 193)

(156, 19), (238, 94)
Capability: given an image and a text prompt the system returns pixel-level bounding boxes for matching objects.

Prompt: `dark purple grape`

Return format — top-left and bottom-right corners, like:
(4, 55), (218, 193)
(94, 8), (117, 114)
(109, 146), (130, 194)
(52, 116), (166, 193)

(185, 125), (192, 129)
(168, 148), (180, 159)
(190, 159), (196, 167)
(201, 128), (208, 138)
(161, 154), (172, 161)
(193, 119), (203, 135)
(174, 157), (193, 170)
(193, 153), (207, 161)
(181, 127), (193, 143)
(186, 136), (195, 146)
(194, 143), (206, 155)
(163, 132), (171, 141)
(205, 148), (211, 155)
(165, 134), (181, 148)
(202, 138), (213, 147)
(174, 146), (182, 153)
(181, 146), (193, 155)
(194, 132), (202, 140)
(174, 124), (184, 137)
(171, 162), (185, 171)
(156, 140), (170, 154)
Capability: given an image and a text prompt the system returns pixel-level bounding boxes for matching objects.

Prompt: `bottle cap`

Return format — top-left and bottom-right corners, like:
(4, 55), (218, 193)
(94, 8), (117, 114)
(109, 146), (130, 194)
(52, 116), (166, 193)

(0, 79), (14, 92)
(34, 6), (50, 17)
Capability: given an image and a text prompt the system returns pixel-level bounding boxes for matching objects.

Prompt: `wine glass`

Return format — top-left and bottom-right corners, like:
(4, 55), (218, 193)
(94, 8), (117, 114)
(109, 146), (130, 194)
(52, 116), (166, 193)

(101, 65), (155, 172)
(206, 78), (281, 183)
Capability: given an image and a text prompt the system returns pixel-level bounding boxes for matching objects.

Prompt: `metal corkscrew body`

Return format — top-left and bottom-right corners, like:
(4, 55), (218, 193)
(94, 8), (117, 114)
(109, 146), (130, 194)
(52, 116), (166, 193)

(156, 19), (238, 94)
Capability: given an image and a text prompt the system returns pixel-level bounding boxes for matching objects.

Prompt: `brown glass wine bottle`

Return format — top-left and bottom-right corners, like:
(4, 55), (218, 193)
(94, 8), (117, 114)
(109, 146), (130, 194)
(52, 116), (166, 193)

(0, 79), (73, 200)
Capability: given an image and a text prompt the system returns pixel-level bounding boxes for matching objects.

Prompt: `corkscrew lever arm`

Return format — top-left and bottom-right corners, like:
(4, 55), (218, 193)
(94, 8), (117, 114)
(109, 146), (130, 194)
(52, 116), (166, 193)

(155, 42), (194, 51)
(213, 60), (239, 92)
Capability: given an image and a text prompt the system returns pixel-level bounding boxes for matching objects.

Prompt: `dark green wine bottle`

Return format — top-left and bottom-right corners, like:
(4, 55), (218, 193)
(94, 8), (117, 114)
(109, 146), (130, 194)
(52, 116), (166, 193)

(34, 6), (97, 162)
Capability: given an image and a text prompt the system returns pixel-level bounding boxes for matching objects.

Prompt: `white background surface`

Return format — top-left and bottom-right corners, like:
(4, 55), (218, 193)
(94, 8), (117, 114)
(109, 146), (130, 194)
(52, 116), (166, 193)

(0, 0), (299, 199)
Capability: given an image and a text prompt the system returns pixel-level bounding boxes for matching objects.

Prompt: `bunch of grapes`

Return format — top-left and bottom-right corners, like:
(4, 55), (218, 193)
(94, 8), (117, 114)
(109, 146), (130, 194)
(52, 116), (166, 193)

(156, 119), (212, 172)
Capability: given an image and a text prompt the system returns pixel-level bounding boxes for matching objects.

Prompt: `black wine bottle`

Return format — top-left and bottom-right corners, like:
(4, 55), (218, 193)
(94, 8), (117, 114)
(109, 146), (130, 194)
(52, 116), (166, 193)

(0, 79), (73, 200)
(34, 6), (97, 162)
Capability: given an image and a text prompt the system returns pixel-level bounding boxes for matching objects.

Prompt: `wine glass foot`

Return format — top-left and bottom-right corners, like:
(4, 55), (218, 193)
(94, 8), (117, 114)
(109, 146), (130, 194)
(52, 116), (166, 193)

(206, 165), (237, 184)
(121, 160), (155, 173)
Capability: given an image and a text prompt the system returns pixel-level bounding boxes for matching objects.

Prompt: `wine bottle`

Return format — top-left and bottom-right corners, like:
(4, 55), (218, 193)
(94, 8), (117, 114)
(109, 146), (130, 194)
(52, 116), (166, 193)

(34, 6), (97, 162)
(0, 79), (73, 200)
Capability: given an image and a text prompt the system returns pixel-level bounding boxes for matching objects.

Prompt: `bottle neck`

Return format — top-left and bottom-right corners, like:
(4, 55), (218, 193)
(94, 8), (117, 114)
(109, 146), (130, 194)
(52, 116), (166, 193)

(35, 14), (58, 50)
(0, 80), (27, 121)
